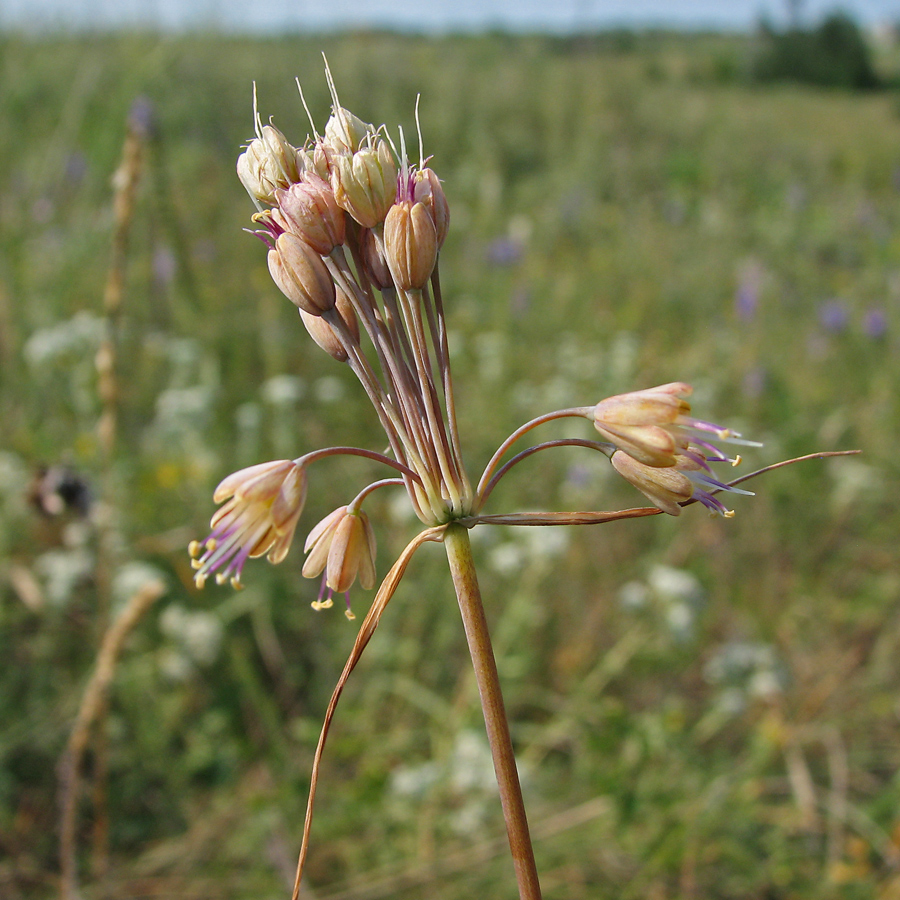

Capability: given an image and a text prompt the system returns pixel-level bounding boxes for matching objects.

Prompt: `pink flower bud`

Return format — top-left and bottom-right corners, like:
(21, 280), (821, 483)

(276, 174), (346, 255)
(383, 200), (438, 291)
(268, 233), (336, 315)
(414, 167), (450, 248)
(298, 287), (359, 361)
(359, 228), (393, 290)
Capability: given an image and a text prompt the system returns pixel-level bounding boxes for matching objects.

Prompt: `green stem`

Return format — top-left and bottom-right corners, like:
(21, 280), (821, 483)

(444, 523), (542, 900)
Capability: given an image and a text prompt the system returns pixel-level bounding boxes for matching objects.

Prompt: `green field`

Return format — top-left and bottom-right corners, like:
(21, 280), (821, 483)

(1, 30), (899, 899)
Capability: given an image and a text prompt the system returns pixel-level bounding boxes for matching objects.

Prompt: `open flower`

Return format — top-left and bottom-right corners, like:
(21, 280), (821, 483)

(611, 449), (753, 517)
(593, 383), (753, 468)
(302, 506), (377, 594)
(190, 460), (307, 589)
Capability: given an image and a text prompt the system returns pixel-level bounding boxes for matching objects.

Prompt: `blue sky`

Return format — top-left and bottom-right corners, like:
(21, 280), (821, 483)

(3, 0), (900, 32)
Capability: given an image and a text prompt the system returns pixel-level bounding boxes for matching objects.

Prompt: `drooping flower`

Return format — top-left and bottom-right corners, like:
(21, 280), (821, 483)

(302, 506), (377, 594)
(592, 383), (755, 468)
(190, 460), (307, 589)
(611, 449), (753, 517)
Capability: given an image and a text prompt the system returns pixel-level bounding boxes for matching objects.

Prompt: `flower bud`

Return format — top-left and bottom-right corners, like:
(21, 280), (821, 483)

(302, 507), (377, 592)
(359, 228), (393, 290)
(383, 200), (438, 291)
(276, 174), (346, 255)
(414, 167), (450, 248)
(268, 233), (335, 315)
(323, 107), (374, 155)
(310, 141), (332, 181)
(237, 124), (304, 206)
(299, 287), (359, 361)
(331, 140), (397, 229)
(610, 451), (692, 517)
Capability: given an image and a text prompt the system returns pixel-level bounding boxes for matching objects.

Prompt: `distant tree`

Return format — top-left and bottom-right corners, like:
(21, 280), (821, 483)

(753, 11), (880, 90)
(786, 0), (805, 29)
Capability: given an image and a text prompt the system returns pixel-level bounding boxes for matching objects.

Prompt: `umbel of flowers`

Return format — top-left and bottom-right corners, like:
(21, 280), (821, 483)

(189, 65), (761, 900)
(191, 71), (757, 599)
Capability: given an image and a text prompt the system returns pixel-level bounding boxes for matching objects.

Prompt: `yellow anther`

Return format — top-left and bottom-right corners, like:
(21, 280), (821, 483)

(216, 572), (228, 585)
(191, 559), (202, 570)
(194, 573), (207, 589)
(732, 455), (742, 467)
(724, 509), (736, 518)
(230, 577), (244, 591)
(206, 538), (218, 552)
(345, 609), (356, 621)
(188, 540), (201, 558)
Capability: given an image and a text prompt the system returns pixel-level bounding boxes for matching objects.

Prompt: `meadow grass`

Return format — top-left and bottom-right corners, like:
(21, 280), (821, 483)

(1, 29), (898, 899)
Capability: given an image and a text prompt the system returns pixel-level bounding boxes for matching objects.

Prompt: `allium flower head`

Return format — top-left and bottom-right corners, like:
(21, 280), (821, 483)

(190, 460), (307, 589)
(593, 382), (751, 468)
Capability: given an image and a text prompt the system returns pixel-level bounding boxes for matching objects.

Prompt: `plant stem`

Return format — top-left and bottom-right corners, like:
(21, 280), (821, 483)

(444, 523), (542, 900)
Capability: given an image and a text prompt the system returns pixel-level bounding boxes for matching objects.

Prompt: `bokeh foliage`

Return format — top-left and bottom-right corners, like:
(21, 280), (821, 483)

(1, 29), (899, 899)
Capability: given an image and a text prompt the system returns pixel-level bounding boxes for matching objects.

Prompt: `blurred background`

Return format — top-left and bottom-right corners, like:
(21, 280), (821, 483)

(2, 1), (900, 898)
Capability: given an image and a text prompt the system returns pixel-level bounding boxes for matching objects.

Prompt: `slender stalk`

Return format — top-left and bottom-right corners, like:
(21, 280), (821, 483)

(477, 438), (613, 510)
(443, 523), (542, 900)
(429, 266), (468, 488)
(475, 407), (594, 505)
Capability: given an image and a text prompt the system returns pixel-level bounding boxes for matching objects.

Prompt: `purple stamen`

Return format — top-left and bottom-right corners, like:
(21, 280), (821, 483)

(396, 166), (416, 203)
